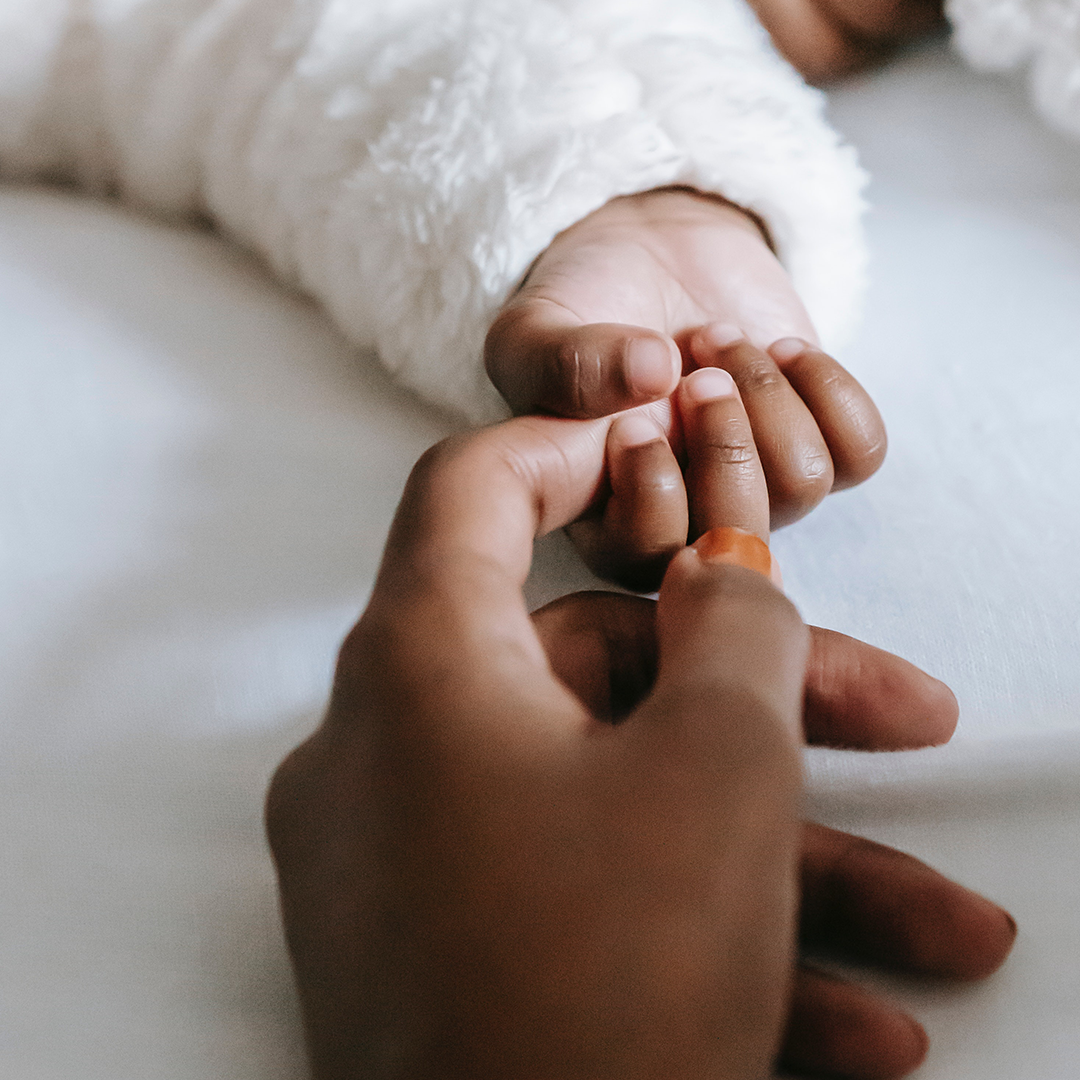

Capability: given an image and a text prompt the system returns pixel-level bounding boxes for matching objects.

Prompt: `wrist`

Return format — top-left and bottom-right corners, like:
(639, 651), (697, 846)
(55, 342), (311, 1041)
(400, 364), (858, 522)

(606, 186), (774, 250)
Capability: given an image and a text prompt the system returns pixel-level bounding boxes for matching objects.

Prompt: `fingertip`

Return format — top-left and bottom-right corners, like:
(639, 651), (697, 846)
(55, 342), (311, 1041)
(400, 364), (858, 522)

(926, 675), (960, 744)
(677, 363), (771, 543)
(804, 628), (960, 750)
(802, 825), (1019, 984)
(680, 365), (738, 404)
(772, 340), (888, 490)
(486, 306), (678, 419)
(575, 412), (686, 591)
(609, 411), (665, 451)
(700, 321), (746, 350)
(767, 336), (812, 364)
(944, 893), (1019, 981)
(783, 968), (930, 1080)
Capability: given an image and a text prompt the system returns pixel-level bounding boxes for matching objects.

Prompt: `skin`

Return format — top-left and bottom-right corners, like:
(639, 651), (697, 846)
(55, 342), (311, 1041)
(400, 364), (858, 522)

(485, 188), (887, 587)
(267, 397), (1015, 1080)
(746, 0), (946, 85)
(567, 344), (885, 591)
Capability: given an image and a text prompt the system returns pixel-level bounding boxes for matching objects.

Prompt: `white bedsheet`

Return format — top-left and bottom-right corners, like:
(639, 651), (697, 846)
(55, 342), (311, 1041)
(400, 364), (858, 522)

(2, 40), (1078, 1078)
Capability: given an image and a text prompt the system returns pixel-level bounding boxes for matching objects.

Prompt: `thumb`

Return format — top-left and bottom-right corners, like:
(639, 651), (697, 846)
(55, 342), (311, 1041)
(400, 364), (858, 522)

(348, 415), (616, 712)
(641, 546), (809, 757)
(485, 299), (680, 418)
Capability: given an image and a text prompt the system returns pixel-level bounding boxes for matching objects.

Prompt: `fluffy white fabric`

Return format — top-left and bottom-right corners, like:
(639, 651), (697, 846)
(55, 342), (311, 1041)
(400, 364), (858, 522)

(949, 0), (1080, 139)
(0, 0), (867, 421)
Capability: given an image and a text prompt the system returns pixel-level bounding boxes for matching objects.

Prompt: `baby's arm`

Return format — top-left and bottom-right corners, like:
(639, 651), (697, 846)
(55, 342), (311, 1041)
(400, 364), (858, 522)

(0, 0), (867, 421)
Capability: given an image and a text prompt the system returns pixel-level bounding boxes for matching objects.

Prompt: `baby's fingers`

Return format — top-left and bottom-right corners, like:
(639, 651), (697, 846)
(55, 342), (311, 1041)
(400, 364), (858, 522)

(566, 413), (687, 591)
(769, 337), (887, 490)
(691, 325), (833, 528)
(677, 366), (771, 543)
(485, 300), (680, 418)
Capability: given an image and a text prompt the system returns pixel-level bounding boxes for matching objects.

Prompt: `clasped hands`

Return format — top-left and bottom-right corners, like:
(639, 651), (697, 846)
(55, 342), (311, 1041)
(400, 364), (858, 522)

(268, 188), (1013, 1078)
(268, 369), (1015, 1079)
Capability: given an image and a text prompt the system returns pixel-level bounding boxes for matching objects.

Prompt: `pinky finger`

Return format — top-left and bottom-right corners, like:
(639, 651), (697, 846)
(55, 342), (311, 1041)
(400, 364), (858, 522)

(567, 413), (687, 591)
(769, 338), (887, 490)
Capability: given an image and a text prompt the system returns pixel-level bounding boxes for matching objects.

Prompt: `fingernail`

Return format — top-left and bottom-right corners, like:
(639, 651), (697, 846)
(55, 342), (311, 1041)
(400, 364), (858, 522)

(624, 336), (676, 397)
(610, 411), (663, 449)
(692, 526), (775, 581)
(1003, 909), (1018, 942)
(906, 1016), (931, 1064)
(702, 322), (745, 349)
(682, 366), (737, 403)
(769, 337), (810, 362)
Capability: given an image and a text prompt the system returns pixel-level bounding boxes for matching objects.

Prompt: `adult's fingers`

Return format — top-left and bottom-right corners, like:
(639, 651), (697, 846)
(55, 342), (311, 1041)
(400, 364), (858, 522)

(347, 415), (617, 711)
(566, 412), (688, 591)
(485, 299), (680, 418)
(530, 591), (658, 723)
(780, 966), (928, 1080)
(676, 366), (771, 542)
(769, 337), (887, 490)
(533, 597), (958, 752)
(642, 544), (808, 752)
(691, 324), (834, 529)
(803, 627), (958, 749)
(800, 823), (1017, 980)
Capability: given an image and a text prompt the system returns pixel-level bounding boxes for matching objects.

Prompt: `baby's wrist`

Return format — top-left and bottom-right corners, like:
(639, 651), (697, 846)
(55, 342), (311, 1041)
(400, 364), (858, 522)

(604, 186), (773, 249)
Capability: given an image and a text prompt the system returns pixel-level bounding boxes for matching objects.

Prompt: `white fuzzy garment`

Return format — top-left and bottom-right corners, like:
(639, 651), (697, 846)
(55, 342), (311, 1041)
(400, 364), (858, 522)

(0, 0), (868, 421)
(949, 0), (1080, 139)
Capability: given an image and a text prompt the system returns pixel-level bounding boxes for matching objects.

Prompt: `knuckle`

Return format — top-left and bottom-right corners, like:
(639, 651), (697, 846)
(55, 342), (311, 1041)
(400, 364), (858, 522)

(704, 420), (758, 467)
(735, 356), (787, 397)
(769, 447), (834, 514)
(546, 336), (603, 417)
(651, 679), (801, 776)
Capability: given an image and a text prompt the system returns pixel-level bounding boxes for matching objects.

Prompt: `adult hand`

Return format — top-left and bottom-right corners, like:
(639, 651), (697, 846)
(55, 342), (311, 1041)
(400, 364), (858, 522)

(484, 188), (886, 534)
(747, 0), (945, 84)
(267, 411), (1014, 1080)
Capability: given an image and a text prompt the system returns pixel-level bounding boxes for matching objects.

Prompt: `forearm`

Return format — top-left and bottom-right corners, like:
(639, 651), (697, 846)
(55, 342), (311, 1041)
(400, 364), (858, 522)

(0, 0), (868, 421)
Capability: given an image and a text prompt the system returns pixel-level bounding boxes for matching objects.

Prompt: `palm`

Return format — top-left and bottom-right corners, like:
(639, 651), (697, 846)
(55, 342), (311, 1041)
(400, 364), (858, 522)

(485, 189), (818, 421)
(521, 189), (816, 354)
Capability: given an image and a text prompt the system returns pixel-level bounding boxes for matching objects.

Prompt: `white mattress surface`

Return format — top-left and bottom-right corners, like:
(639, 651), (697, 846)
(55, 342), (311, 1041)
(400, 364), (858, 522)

(2, 41), (1079, 1078)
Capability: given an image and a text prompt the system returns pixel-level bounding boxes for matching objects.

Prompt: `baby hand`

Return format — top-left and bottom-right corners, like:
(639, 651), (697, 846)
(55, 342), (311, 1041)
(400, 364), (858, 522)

(568, 332), (882, 590)
(485, 189), (886, 564)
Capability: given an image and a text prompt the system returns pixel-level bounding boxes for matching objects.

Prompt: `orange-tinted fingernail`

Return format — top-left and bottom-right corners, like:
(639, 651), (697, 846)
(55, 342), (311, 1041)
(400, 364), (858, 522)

(692, 526), (779, 584)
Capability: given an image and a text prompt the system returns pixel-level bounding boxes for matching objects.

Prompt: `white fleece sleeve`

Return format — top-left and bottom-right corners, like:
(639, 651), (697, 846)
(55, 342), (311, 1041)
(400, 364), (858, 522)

(948, 0), (1080, 141)
(0, 0), (867, 422)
